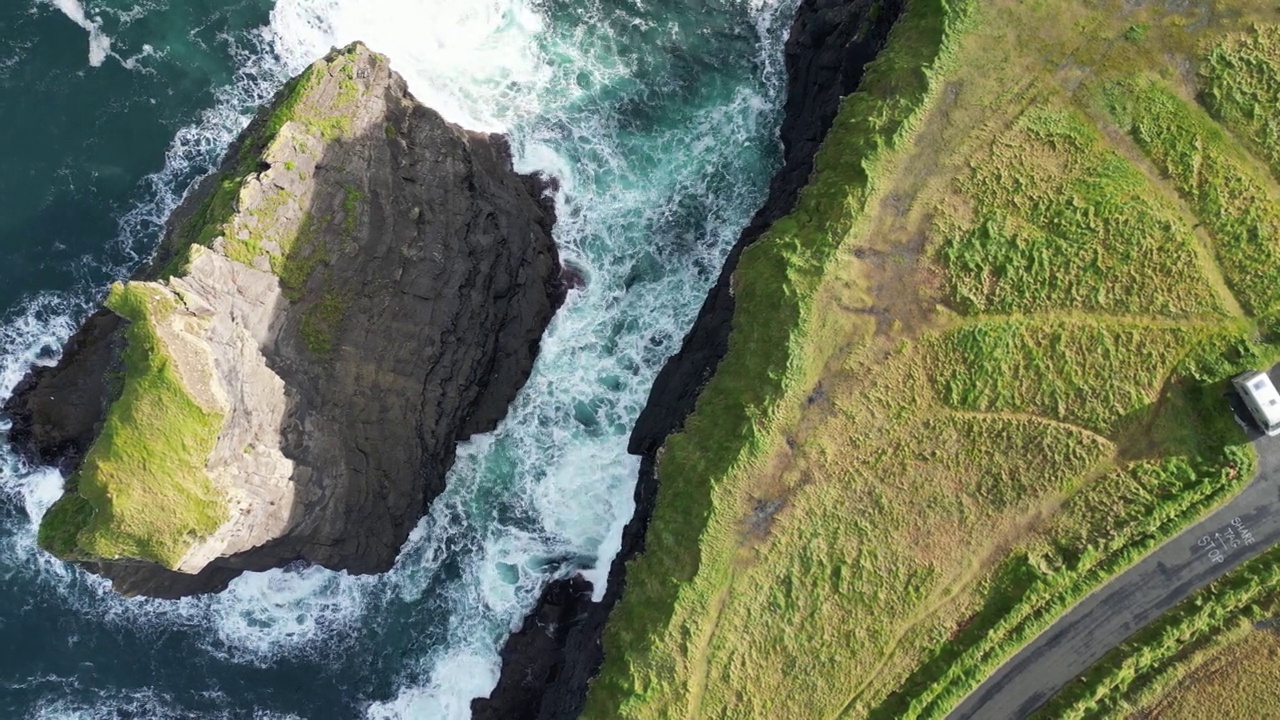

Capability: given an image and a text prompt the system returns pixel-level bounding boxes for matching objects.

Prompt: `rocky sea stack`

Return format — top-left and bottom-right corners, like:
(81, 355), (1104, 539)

(5, 43), (565, 598)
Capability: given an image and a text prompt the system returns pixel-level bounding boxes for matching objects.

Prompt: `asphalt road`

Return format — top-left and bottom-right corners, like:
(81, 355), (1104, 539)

(947, 370), (1280, 720)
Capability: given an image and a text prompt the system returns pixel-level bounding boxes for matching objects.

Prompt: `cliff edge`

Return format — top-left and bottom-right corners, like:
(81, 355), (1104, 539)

(472, 0), (905, 716)
(5, 43), (565, 598)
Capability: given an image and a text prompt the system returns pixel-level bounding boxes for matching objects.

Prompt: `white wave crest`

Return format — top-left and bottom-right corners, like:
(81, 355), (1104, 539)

(36, 0), (164, 70)
(268, 0), (555, 131)
(366, 649), (499, 720)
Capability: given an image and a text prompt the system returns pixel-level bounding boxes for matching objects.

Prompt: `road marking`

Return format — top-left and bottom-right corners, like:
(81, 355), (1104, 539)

(1199, 516), (1256, 564)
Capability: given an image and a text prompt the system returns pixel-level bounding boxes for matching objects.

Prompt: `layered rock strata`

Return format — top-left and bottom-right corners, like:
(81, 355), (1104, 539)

(473, 0), (907, 716)
(5, 43), (564, 598)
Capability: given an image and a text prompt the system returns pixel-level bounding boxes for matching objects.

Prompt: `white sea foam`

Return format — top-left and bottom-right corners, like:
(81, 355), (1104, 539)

(268, 0), (555, 131)
(38, 0), (162, 70)
(0, 0), (799, 715)
(203, 566), (374, 664)
(40, 0), (114, 66)
(0, 36), (33, 78)
(366, 648), (499, 720)
(98, 0), (163, 27)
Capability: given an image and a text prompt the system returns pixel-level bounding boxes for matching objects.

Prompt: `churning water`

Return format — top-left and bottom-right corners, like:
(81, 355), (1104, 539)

(0, 0), (796, 716)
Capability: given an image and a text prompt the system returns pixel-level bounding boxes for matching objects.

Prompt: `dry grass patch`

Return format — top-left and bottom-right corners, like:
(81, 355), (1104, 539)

(686, 344), (1116, 719)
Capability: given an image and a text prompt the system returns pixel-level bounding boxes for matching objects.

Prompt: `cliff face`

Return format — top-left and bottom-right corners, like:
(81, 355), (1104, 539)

(472, 0), (906, 716)
(5, 43), (565, 598)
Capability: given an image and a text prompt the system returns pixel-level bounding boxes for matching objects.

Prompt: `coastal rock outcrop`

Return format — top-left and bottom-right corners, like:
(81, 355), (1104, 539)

(473, 0), (906, 716)
(5, 43), (564, 598)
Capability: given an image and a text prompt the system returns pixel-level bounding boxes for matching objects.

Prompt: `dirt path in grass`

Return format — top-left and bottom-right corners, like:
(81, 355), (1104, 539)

(946, 365), (1280, 719)
(682, 578), (733, 720)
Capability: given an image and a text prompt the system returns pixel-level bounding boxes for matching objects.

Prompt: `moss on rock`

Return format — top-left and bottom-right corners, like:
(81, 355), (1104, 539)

(38, 282), (228, 568)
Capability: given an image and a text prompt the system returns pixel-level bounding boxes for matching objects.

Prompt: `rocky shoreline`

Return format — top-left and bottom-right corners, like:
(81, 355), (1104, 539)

(5, 44), (565, 598)
(471, 0), (907, 716)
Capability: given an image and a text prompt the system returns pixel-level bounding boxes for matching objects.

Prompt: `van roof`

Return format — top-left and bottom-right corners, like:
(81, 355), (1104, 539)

(1237, 370), (1280, 426)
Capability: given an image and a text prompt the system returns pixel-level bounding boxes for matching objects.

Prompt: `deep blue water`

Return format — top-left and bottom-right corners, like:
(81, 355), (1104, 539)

(0, 1), (795, 717)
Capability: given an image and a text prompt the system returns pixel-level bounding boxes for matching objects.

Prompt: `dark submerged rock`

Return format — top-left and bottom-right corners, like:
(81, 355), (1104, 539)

(474, 0), (907, 716)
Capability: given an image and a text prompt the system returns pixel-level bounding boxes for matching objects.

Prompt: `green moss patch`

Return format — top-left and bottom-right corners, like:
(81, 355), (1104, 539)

(300, 290), (347, 355)
(38, 282), (228, 568)
(160, 45), (371, 287)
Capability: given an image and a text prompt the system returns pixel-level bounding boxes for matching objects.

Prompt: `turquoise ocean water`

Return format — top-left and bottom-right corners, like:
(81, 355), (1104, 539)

(0, 1), (795, 717)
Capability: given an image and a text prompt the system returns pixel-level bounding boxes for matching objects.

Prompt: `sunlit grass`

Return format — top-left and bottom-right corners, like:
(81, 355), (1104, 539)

(39, 282), (227, 568)
(1103, 74), (1280, 329)
(937, 107), (1223, 318)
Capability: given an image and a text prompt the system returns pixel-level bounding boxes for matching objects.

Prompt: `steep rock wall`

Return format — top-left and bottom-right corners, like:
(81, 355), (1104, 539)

(472, 0), (906, 716)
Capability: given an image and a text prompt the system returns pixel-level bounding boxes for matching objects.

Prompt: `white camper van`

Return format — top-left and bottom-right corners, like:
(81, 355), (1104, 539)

(1233, 370), (1280, 437)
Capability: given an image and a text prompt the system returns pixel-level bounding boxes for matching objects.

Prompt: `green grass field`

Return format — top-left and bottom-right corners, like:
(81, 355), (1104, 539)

(1024, 31), (1280, 715)
(586, 0), (1280, 717)
(1202, 25), (1280, 179)
(586, 0), (976, 714)
(937, 107), (1224, 318)
(1102, 75), (1280, 329)
(931, 318), (1196, 434)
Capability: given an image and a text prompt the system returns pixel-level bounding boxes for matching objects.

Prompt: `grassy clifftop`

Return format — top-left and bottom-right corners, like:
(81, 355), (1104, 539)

(589, 0), (1280, 717)
(1029, 30), (1280, 716)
